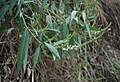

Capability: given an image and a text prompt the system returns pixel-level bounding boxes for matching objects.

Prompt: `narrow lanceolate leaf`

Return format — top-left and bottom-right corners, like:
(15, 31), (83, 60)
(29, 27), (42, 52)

(0, 15), (13, 33)
(66, 16), (71, 24)
(46, 15), (52, 25)
(80, 25), (100, 31)
(60, 2), (65, 13)
(51, 1), (57, 13)
(85, 23), (92, 38)
(57, 48), (62, 60)
(17, 28), (29, 75)
(71, 10), (77, 21)
(60, 23), (69, 39)
(0, 0), (5, 7)
(23, 42), (29, 73)
(32, 45), (40, 69)
(69, 35), (74, 63)
(0, 4), (9, 20)
(78, 34), (83, 55)
(82, 11), (92, 38)
(9, 0), (17, 12)
(44, 42), (61, 60)
(82, 11), (86, 22)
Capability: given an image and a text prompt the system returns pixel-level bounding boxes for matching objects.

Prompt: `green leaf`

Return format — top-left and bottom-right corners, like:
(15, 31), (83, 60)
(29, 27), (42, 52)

(44, 42), (61, 60)
(57, 48), (62, 60)
(60, 23), (69, 39)
(82, 11), (86, 22)
(78, 34), (83, 55)
(85, 23), (92, 38)
(17, 12), (24, 30)
(79, 24), (100, 31)
(32, 45), (40, 69)
(69, 33), (74, 62)
(88, 14), (96, 19)
(30, 2), (36, 11)
(74, 17), (78, 23)
(69, 31), (74, 45)
(78, 34), (82, 46)
(0, 15), (13, 33)
(82, 11), (92, 38)
(89, 26), (99, 31)
(23, 43), (28, 72)
(46, 28), (60, 33)
(9, 0), (17, 12)
(51, 1), (56, 13)
(0, 4), (9, 20)
(60, 2), (65, 13)
(17, 28), (29, 75)
(0, 0), (5, 7)
(54, 40), (64, 46)
(71, 10), (77, 21)
(42, 0), (48, 7)
(46, 15), (52, 25)
(17, 0), (24, 16)
(66, 16), (71, 24)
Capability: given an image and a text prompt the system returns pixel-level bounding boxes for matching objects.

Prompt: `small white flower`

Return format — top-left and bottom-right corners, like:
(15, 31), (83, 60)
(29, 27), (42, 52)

(19, 35), (22, 38)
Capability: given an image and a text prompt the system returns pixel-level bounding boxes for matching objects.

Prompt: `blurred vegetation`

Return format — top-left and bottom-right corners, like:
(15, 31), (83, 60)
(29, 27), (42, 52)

(0, 0), (120, 82)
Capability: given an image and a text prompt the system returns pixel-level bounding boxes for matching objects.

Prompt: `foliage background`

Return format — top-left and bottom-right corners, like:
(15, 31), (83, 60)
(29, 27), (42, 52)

(0, 0), (120, 82)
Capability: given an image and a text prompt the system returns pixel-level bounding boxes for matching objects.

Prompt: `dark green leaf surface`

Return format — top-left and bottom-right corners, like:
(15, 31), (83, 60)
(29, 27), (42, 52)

(61, 23), (69, 39)
(32, 45), (40, 69)
(9, 0), (17, 12)
(0, 15), (13, 33)
(0, 4), (9, 20)
(0, 0), (5, 7)
(17, 28), (29, 75)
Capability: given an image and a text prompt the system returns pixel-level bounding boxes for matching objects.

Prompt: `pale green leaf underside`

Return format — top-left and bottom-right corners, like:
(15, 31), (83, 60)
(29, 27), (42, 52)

(44, 42), (61, 60)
